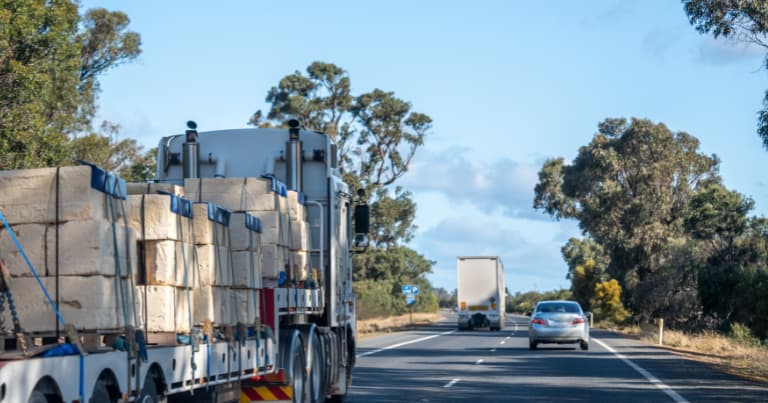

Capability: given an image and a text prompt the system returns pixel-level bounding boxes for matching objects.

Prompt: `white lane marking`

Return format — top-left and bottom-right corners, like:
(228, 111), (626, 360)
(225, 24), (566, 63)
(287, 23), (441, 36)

(444, 379), (460, 388)
(506, 336), (511, 339)
(593, 338), (689, 403)
(356, 330), (457, 358)
(490, 348), (496, 353)
(500, 340), (506, 344)
(475, 359), (484, 365)
(514, 323), (519, 332)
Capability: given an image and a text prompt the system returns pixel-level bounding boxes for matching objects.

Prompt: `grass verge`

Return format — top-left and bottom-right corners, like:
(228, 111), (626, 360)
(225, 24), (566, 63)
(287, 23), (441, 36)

(613, 325), (768, 383)
(357, 312), (444, 338)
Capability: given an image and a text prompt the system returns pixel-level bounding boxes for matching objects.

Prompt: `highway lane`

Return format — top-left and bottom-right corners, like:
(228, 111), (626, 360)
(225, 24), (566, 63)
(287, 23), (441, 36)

(347, 314), (768, 402)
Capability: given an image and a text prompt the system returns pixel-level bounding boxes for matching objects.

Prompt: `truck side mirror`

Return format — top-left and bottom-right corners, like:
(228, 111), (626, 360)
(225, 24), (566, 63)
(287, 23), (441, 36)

(353, 204), (370, 249)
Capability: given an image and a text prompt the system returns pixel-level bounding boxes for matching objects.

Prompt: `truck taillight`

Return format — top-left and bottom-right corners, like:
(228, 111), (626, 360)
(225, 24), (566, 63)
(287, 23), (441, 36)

(532, 318), (546, 326)
(572, 317), (585, 325)
(491, 303), (497, 310)
(460, 302), (467, 310)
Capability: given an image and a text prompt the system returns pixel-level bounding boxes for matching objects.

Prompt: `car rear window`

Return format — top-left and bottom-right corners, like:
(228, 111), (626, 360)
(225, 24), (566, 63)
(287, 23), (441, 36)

(536, 302), (581, 313)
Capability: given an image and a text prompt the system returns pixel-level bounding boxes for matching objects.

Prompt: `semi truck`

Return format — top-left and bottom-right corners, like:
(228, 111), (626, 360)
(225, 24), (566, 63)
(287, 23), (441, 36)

(456, 256), (505, 331)
(0, 120), (367, 402)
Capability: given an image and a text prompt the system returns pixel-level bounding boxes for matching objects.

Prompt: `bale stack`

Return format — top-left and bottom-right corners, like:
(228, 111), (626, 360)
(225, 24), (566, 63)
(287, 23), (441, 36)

(229, 212), (263, 324)
(0, 165), (138, 333)
(191, 202), (236, 326)
(123, 186), (195, 333)
(286, 190), (312, 283)
(185, 177), (292, 284)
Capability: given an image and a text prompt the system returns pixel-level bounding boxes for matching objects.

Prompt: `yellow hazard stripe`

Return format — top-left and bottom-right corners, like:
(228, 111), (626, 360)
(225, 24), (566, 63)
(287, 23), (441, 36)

(242, 385), (293, 401)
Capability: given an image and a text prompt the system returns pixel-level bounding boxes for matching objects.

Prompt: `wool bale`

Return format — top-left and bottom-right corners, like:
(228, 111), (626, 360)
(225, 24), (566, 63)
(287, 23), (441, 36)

(196, 244), (231, 286)
(0, 166), (109, 225)
(126, 182), (184, 196)
(261, 244), (287, 280)
(230, 250), (261, 289)
(193, 286), (233, 326)
(191, 203), (230, 246)
(47, 220), (138, 278)
(185, 177), (285, 212)
(0, 224), (47, 277)
(143, 240), (195, 287)
(7, 276), (137, 333)
(124, 194), (194, 241)
(247, 211), (289, 247)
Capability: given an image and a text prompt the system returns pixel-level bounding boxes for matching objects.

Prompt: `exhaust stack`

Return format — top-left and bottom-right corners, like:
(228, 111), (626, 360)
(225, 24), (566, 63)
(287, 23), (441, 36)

(183, 121), (200, 179)
(286, 119), (303, 191)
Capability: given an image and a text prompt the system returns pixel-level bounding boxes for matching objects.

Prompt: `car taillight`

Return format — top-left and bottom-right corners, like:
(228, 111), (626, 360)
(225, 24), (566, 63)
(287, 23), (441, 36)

(572, 317), (585, 325)
(532, 318), (546, 326)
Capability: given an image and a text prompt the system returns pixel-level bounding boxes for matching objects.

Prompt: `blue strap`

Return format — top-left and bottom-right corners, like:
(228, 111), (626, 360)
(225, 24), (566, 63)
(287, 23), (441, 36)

(79, 354), (85, 400)
(0, 211), (66, 327)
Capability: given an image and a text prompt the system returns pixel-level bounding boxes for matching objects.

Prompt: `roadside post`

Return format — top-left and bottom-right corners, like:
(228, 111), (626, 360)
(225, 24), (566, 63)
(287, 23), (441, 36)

(402, 285), (419, 327)
(658, 318), (664, 345)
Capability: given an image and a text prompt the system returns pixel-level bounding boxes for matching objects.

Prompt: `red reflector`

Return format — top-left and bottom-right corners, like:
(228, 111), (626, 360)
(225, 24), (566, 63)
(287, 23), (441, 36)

(572, 317), (585, 325)
(250, 375), (264, 382)
(265, 369), (286, 383)
(532, 318), (546, 326)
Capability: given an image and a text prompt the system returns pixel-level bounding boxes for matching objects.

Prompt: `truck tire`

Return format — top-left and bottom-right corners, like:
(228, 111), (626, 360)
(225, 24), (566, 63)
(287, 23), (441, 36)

(27, 391), (48, 403)
(308, 331), (325, 403)
(138, 374), (165, 403)
(281, 329), (308, 403)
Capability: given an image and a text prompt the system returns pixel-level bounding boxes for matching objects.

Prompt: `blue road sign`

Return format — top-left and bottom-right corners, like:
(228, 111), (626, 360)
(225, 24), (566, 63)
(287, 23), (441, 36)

(411, 285), (420, 295)
(402, 285), (412, 294)
(406, 294), (416, 305)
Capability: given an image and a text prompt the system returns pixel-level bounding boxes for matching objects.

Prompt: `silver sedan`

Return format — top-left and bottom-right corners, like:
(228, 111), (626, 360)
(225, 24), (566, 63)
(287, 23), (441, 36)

(528, 300), (590, 350)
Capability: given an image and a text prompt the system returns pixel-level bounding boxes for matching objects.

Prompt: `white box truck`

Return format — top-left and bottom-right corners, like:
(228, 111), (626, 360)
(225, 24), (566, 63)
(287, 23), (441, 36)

(456, 256), (505, 331)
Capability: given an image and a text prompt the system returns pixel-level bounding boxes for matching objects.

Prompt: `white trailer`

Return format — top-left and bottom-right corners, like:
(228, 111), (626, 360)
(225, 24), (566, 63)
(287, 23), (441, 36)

(456, 256), (505, 331)
(0, 120), (368, 403)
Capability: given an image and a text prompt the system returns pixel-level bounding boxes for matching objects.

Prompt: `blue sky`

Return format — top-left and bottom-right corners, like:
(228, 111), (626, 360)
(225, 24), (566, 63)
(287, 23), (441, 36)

(81, 0), (768, 294)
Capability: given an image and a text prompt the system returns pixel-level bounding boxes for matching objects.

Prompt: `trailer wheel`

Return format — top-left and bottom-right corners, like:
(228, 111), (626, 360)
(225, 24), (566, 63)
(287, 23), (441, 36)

(89, 380), (114, 403)
(27, 391), (48, 403)
(138, 373), (165, 403)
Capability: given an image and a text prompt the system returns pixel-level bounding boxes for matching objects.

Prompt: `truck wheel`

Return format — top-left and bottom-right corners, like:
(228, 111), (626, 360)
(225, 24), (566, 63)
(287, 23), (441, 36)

(529, 340), (537, 350)
(27, 391), (48, 403)
(138, 374), (165, 403)
(281, 329), (308, 403)
(580, 341), (589, 351)
(308, 331), (325, 403)
(89, 380), (115, 403)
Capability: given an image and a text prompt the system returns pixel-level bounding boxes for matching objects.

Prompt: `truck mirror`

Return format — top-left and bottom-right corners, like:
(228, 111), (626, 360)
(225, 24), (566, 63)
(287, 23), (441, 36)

(354, 204), (369, 235)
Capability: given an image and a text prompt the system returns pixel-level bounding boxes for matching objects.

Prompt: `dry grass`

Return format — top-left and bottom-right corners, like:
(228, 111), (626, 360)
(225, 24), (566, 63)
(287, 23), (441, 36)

(615, 325), (768, 383)
(357, 312), (444, 338)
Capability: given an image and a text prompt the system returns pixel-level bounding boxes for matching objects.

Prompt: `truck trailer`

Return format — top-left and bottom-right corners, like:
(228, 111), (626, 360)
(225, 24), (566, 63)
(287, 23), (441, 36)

(456, 256), (505, 331)
(0, 120), (367, 402)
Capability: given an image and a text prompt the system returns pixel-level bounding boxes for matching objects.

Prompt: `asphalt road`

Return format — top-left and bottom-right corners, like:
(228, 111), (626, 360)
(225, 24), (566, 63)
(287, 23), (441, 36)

(348, 314), (768, 402)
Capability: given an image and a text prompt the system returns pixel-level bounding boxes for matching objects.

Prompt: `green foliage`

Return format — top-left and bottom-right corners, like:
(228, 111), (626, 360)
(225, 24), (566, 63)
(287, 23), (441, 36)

(69, 122), (156, 181)
(682, 0), (768, 149)
(0, 0), (141, 170)
(561, 237), (609, 309)
(729, 322), (762, 347)
(534, 117), (720, 316)
(590, 279), (631, 325)
(506, 289), (572, 314)
(434, 287), (457, 309)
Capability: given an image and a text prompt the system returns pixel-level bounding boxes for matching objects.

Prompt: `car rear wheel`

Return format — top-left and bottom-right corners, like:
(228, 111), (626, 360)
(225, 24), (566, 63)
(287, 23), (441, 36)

(580, 340), (589, 351)
(529, 340), (537, 350)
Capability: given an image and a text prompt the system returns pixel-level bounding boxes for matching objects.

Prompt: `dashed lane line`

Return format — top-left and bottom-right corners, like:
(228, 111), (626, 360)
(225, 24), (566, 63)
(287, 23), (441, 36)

(356, 330), (457, 358)
(475, 359), (484, 365)
(444, 379), (460, 388)
(593, 338), (689, 403)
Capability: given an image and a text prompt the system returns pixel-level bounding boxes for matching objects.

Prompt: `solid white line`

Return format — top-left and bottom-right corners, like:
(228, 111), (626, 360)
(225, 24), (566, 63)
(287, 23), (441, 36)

(475, 359), (484, 365)
(444, 378), (460, 388)
(593, 338), (689, 403)
(356, 330), (457, 358)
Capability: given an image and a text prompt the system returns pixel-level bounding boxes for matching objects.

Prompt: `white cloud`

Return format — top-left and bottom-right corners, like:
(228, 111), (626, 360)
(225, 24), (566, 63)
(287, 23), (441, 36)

(411, 214), (576, 294)
(402, 147), (545, 220)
